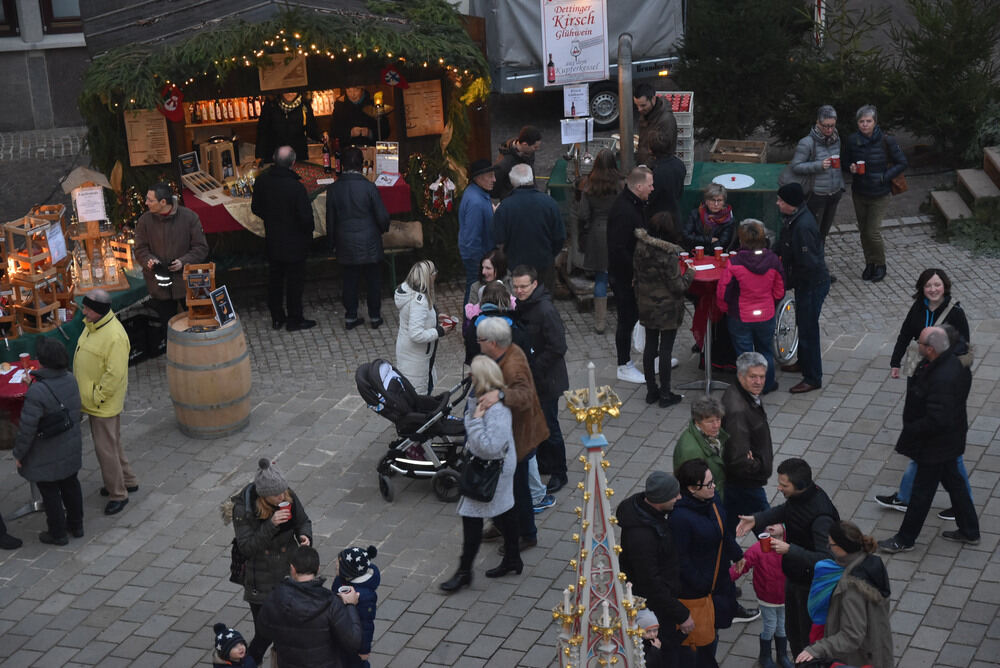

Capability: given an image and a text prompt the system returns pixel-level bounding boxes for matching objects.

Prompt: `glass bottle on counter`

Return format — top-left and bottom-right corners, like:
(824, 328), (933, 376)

(322, 136), (332, 173)
(240, 97), (249, 120)
(91, 244), (105, 286)
(77, 245), (93, 289)
(255, 96), (262, 117)
(214, 100), (223, 122)
(104, 241), (119, 285)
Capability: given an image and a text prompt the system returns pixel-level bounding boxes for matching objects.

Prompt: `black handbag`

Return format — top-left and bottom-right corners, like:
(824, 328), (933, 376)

(458, 448), (506, 502)
(34, 380), (75, 440)
(228, 485), (253, 584)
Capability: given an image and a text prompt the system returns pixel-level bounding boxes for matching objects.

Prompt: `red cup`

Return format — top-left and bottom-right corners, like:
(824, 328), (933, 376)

(831, 155), (840, 169)
(19, 353), (30, 370)
(856, 160), (866, 174)
(759, 532), (772, 552)
(694, 246), (705, 260)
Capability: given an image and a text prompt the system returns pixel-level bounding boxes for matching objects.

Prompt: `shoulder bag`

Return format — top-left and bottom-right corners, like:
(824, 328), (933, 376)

(678, 504), (724, 648)
(228, 485), (254, 584)
(901, 301), (955, 376)
(34, 379), (75, 440)
(458, 441), (507, 503)
(882, 135), (908, 195)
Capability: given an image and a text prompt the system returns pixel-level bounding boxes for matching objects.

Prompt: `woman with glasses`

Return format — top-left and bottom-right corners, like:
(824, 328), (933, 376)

(796, 521), (893, 668)
(669, 458), (745, 667)
(788, 106), (846, 257)
(683, 184), (735, 253)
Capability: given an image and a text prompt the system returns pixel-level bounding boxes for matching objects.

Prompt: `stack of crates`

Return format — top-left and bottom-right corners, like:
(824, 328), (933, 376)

(658, 91), (695, 185)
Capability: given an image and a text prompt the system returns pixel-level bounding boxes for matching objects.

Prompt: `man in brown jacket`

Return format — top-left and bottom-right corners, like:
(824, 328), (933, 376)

(134, 182), (210, 330)
(475, 317), (548, 551)
(634, 82), (678, 167)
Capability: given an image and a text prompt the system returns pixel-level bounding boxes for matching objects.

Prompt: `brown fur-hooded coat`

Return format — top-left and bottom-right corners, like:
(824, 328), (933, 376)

(633, 228), (694, 331)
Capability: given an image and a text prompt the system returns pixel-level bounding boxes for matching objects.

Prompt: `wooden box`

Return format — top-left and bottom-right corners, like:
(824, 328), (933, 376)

(183, 263), (217, 328)
(709, 139), (768, 163)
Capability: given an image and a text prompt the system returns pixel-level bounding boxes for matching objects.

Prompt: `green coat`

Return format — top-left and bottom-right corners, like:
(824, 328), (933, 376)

(673, 420), (728, 501)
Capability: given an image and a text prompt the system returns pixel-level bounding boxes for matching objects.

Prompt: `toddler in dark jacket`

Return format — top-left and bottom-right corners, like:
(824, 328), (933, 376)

(212, 622), (257, 667)
(332, 545), (380, 668)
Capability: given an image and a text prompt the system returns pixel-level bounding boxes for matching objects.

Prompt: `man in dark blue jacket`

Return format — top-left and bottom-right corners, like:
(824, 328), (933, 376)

(775, 183), (829, 394)
(326, 147), (390, 330)
(493, 164), (565, 291)
(879, 326), (979, 553)
(252, 145), (317, 331)
(257, 546), (362, 668)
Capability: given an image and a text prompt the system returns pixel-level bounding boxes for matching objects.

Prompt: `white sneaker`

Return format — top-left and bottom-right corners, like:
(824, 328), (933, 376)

(652, 357), (680, 374)
(671, 357), (679, 368)
(617, 362), (646, 384)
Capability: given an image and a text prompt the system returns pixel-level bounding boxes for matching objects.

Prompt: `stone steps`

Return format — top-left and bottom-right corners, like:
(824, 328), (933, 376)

(984, 146), (1000, 187)
(931, 190), (973, 225)
(957, 168), (1000, 204)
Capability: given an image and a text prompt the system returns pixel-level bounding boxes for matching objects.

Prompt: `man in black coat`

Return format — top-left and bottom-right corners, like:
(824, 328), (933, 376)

(326, 147), (390, 329)
(512, 265), (570, 494)
(493, 164), (565, 291)
(607, 166), (654, 385)
(616, 471), (692, 662)
(879, 326), (979, 553)
(256, 546), (361, 668)
(737, 458), (839, 656)
(251, 146), (317, 331)
(775, 183), (830, 394)
(646, 131), (687, 228)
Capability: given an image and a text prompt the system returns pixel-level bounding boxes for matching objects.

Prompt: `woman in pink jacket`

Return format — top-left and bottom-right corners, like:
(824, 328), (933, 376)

(717, 219), (785, 393)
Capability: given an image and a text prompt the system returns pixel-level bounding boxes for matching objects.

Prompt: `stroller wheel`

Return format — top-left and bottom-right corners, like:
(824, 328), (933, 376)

(432, 468), (461, 503)
(378, 474), (395, 502)
(378, 452), (397, 476)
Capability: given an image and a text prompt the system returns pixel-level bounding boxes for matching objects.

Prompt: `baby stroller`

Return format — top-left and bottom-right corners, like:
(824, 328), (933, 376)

(355, 359), (470, 503)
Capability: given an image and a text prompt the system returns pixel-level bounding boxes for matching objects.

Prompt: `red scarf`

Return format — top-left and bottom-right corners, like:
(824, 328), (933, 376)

(698, 203), (734, 233)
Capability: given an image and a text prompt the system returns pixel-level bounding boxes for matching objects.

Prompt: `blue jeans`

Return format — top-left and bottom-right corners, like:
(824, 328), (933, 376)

(899, 456), (972, 504)
(527, 456), (546, 504)
(896, 458), (980, 546)
(462, 257), (480, 304)
(793, 281), (829, 387)
(759, 605), (786, 641)
(723, 485), (770, 537)
(727, 316), (776, 390)
(593, 271), (608, 298)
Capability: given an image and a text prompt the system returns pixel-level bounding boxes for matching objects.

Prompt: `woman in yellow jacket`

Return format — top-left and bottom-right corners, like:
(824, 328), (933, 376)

(72, 291), (136, 515)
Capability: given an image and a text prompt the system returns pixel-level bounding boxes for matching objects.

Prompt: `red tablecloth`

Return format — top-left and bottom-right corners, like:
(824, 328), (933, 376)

(684, 255), (729, 349)
(0, 359), (38, 448)
(187, 170), (412, 234)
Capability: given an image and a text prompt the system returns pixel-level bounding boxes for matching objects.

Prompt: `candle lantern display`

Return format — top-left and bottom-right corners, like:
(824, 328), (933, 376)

(3, 206), (67, 333)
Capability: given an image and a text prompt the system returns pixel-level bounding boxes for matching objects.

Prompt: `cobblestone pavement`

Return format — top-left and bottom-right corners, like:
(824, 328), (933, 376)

(1, 127), (998, 667)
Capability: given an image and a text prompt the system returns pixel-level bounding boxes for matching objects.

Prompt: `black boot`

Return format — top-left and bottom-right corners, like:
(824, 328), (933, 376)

(871, 264), (887, 282)
(485, 559), (523, 578)
(439, 569), (472, 592)
(862, 263), (875, 280)
(756, 637), (777, 668)
(774, 636), (793, 668)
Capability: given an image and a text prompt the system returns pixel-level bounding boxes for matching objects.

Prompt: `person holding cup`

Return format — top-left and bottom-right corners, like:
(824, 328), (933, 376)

(840, 104), (908, 283)
(730, 523), (795, 668)
(394, 260), (453, 394)
(230, 458), (313, 666)
(788, 105), (845, 278)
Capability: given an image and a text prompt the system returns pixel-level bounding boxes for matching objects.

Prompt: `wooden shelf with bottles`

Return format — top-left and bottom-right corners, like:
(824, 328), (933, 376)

(69, 219), (129, 294)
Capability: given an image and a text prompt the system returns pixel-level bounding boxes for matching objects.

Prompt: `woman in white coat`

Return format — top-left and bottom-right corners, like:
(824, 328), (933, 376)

(394, 260), (454, 393)
(440, 355), (519, 592)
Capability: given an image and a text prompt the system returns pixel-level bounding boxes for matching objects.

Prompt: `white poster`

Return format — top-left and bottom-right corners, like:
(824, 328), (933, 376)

(563, 84), (589, 117)
(541, 0), (609, 87)
(74, 186), (107, 222)
(560, 118), (594, 144)
(47, 223), (67, 264)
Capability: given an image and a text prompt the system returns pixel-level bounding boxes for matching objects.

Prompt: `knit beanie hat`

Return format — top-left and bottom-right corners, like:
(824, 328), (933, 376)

(636, 609), (659, 630)
(777, 182), (805, 208)
(213, 622), (246, 659)
(339, 545), (378, 581)
(645, 471), (680, 504)
(254, 458), (288, 497)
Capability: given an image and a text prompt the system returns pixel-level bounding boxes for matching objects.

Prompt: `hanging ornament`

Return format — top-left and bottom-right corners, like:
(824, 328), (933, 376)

(428, 175), (456, 217)
(380, 66), (409, 89)
(157, 84), (185, 122)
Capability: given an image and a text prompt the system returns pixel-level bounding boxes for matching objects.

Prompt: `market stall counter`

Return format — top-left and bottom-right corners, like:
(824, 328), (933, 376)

(0, 273), (147, 363)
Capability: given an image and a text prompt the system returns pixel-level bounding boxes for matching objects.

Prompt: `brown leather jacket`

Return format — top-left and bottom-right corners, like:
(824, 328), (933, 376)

(496, 343), (549, 461)
(134, 204), (209, 299)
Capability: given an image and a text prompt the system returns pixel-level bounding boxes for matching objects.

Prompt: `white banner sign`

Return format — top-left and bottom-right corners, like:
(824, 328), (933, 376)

(541, 0), (609, 87)
(563, 84), (589, 117)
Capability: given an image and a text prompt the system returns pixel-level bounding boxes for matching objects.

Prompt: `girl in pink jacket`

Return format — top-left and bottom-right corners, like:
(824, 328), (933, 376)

(730, 523), (793, 668)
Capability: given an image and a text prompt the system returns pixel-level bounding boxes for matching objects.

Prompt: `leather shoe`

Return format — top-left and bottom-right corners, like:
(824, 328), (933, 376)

(69, 527), (84, 538)
(780, 362), (801, 373)
(789, 382), (820, 394)
(0, 533), (22, 550)
(345, 318), (365, 330)
(369, 318), (383, 329)
(485, 560), (524, 578)
(286, 319), (317, 332)
(104, 499), (129, 515)
(862, 263), (875, 280)
(100, 485), (138, 497)
(39, 531), (68, 546)
(546, 474), (568, 494)
(871, 264), (886, 282)
(498, 536), (537, 555)
(439, 570), (472, 592)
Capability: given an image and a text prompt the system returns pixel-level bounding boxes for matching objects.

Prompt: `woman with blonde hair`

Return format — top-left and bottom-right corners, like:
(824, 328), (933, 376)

(440, 355), (519, 592)
(394, 259), (455, 393)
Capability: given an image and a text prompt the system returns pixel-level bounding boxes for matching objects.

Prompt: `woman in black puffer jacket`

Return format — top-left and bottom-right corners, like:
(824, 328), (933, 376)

(232, 458), (313, 665)
(841, 104), (907, 283)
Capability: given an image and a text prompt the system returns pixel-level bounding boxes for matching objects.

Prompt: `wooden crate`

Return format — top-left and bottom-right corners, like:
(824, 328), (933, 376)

(709, 139), (768, 163)
(183, 263), (217, 328)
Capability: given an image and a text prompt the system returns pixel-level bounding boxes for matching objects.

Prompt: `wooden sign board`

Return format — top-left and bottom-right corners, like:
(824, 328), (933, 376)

(403, 79), (445, 137)
(258, 54), (308, 91)
(124, 108), (171, 166)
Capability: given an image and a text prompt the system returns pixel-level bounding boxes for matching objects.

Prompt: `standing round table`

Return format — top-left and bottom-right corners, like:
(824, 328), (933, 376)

(678, 258), (730, 395)
(0, 359), (45, 518)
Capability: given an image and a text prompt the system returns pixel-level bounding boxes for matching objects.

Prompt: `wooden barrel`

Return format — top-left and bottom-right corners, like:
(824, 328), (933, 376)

(166, 313), (251, 439)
